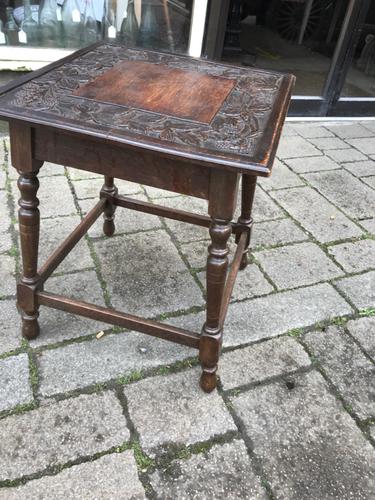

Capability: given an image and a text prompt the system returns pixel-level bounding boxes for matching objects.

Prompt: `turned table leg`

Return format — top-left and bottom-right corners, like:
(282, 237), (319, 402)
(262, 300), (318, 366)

(17, 170), (41, 339)
(200, 171), (239, 392)
(236, 174), (257, 270)
(101, 176), (118, 237)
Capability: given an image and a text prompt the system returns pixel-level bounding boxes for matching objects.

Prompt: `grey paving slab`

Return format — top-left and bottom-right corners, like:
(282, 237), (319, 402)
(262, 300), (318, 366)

(0, 391), (130, 481)
(363, 176), (375, 189)
(252, 187), (284, 222)
(220, 337), (311, 390)
(143, 185), (181, 199)
(0, 354), (33, 412)
(8, 162), (64, 180)
(304, 170), (375, 219)
(308, 137), (350, 150)
(326, 123), (375, 139)
(362, 121), (375, 133)
(197, 263), (273, 302)
(0, 254), (16, 297)
(277, 136), (322, 159)
(292, 124), (334, 138)
(327, 148), (367, 163)
(328, 239), (375, 273)
(0, 168), (5, 190)
(304, 326), (375, 419)
(0, 231), (12, 254)
(72, 178), (141, 199)
(32, 215), (94, 274)
(79, 194), (162, 238)
(180, 239), (236, 270)
(284, 155), (340, 173)
(258, 161), (304, 191)
(335, 271), (375, 310)
(223, 283), (352, 347)
(271, 186), (363, 243)
(95, 230), (204, 317)
(360, 218), (375, 234)
(281, 123), (299, 137)
(32, 270), (108, 347)
(255, 242), (342, 290)
(0, 190), (11, 233)
(346, 137), (375, 155)
(38, 330), (196, 397)
(0, 451), (145, 500)
(347, 317), (375, 359)
(66, 166), (101, 180)
(124, 368), (236, 454)
(32, 176), (77, 219)
(342, 160), (375, 177)
(0, 299), (22, 355)
(232, 370), (375, 500)
(149, 441), (267, 500)
(252, 218), (308, 248)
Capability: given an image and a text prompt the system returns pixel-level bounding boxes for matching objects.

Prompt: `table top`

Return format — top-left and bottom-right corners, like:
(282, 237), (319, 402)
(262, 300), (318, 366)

(0, 42), (294, 175)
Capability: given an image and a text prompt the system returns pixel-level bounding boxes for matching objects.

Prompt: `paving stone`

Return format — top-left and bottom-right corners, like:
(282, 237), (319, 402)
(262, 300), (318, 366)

(0, 391), (130, 481)
(347, 317), (375, 359)
(284, 155), (340, 173)
(308, 137), (350, 150)
(149, 441), (267, 500)
(253, 187), (284, 222)
(342, 160), (375, 177)
(292, 124), (334, 138)
(231, 370), (375, 500)
(304, 170), (375, 219)
(95, 230), (204, 317)
(0, 354), (33, 412)
(73, 178), (141, 199)
(326, 148), (367, 163)
(19, 215), (94, 274)
(0, 168), (6, 190)
(223, 283), (352, 347)
(363, 176), (375, 189)
(143, 185), (181, 199)
(197, 263), (273, 302)
(8, 162), (64, 180)
(180, 239), (236, 269)
(32, 270), (108, 347)
(0, 254), (16, 296)
(258, 161), (304, 191)
(0, 299), (22, 355)
(346, 137), (375, 155)
(335, 271), (375, 309)
(360, 218), (375, 234)
(220, 337), (311, 390)
(66, 166), (101, 180)
(304, 326), (375, 419)
(124, 368), (236, 453)
(1, 451), (145, 500)
(79, 194), (162, 238)
(328, 239), (375, 273)
(281, 123), (299, 137)
(0, 190), (11, 233)
(271, 186), (363, 243)
(255, 242), (342, 290)
(362, 121), (375, 133)
(38, 330), (196, 397)
(0, 230), (12, 253)
(252, 218), (308, 248)
(37, 176), (77, 218)
(277, 136), (322, 159)
(326, 123), (375, 139)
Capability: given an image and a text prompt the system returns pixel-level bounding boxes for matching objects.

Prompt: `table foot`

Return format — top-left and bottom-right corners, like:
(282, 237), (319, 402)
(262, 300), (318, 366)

(21, 312), (40, 339)
(200, 369), (217, 393)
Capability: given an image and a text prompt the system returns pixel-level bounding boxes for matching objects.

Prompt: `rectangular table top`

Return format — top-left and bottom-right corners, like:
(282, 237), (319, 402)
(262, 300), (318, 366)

(0, 42), (294, 175)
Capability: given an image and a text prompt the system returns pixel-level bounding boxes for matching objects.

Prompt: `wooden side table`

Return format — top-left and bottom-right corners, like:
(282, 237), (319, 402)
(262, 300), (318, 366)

(0, 42), (294, 392)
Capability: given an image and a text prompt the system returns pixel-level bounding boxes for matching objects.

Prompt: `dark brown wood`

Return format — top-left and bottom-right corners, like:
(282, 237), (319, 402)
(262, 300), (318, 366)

(199, 170), (239, 392)
(38, 199), (105, 284)
(2, 44), (293, 392)
(37, 291), (200, 349)
(236, 174), (257, 270)
(74, 60), (235, 124)
(101, 177), (118, 237)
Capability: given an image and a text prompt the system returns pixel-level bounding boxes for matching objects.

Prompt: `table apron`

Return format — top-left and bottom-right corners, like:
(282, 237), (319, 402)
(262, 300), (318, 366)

(33, 128), (210, 199)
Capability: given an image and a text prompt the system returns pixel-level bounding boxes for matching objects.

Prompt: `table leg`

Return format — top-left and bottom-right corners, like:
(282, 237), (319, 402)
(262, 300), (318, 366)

(101, 176), (118, 237)
(17, 169), (41, 339)
(236, 174), (257, 270)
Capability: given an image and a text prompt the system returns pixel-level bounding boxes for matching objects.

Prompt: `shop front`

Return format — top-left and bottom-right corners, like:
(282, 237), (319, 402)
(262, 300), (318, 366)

(1, 0), (375, 117)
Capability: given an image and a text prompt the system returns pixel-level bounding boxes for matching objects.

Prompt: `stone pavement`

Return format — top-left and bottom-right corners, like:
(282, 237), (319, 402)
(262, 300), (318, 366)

(0, 121), (374, 499)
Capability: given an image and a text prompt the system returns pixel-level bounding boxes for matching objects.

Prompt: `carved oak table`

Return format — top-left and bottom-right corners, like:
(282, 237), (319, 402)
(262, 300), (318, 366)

(0, 42), (294, 392)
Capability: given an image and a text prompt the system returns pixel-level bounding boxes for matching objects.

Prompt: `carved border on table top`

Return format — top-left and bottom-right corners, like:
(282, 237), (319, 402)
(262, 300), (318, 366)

(4, 43), (283, 158)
